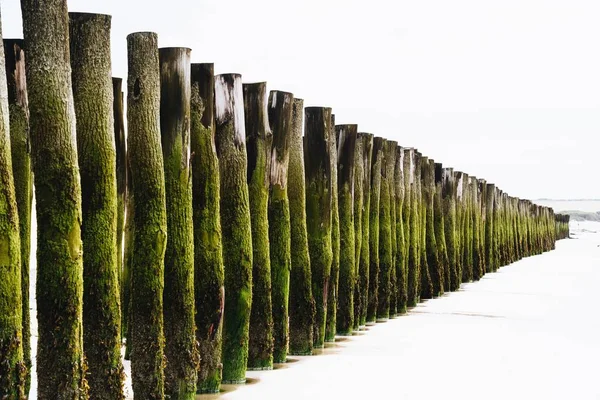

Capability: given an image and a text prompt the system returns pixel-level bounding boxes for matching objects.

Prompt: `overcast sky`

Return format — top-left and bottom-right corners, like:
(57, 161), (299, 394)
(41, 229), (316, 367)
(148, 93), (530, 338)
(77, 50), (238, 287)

(2, 0), (598, 200)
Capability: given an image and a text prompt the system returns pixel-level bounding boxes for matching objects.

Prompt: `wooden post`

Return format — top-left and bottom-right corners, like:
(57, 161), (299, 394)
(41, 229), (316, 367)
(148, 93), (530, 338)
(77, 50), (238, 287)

(288, 98), (315, 355)
(366, 137), (384, 322)
(405, 148), (420, 306)
(395, 147), (408, 314)
(326, 114), (339, 343)
(21, 0), (87, 396)
(335, 124), (357, 335)
(442, 168), (458, 291)
(0, 30), (25, 398)
(424, 159), (441, 297)
(433, 162), (449, 296)
(215, 73), (254, 383)
(377, 139), (395, 320)
(357, 133), (373, 326)
(127, 31), (167, 399)
(388, 143), (398, 316)
(4, 37), (31, 396)
(244, 82), (274, 371)
(70, 13), (124, 399)
(268, 90), (294, 363)
(159, 47), (199, 398)
(190, 63), (225, 393)
(304, 106), (333, 348)
(418, 154), (433, 300)
(485, 183), (496, 273)
(475, 179), (487, 279)
(352, 134), (364, 329)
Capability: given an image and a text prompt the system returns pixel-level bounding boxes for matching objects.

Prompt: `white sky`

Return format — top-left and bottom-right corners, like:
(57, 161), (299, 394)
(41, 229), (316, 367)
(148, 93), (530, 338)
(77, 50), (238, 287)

(2, 0), (599, 199)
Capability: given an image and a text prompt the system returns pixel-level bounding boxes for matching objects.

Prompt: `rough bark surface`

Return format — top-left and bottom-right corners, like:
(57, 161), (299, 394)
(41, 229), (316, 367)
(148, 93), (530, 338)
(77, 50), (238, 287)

(20, 1), (87, 397)
(127, 31), (167, 400)
(190, 63), (224, 394)
(159, 47), (199, 399)
(69, 12), (124, 400)
(288, 99), (315, 355)
(215, 74), (253, 383)
(244, 82), (274, 371)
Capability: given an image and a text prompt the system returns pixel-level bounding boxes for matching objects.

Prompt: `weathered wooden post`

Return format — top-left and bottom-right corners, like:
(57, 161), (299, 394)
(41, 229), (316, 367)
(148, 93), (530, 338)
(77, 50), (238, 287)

(405, 148), (420, 305)
(366, 137), (384, 322)
(441, 168), (458, 291)
(418, 154), (433, 299)
(335, 124), (357, 335)
(352, 134), (364, 329)
(69, 13), (124, 399)
(434, 163), (449, 296)
(190, 63), (225, 393)
(304, 107), (333, 347)
(326, 114), (339, 343)
(268, 90), (294, 363)
(485, 183), (496, 273)
(395, 147), (408, 314)
(471, 177), (484, 281)
(288, 98), (315, 355)
(460, 173), (473, 283)
(377, 140), (394, 319)
(0, 31), (25, 398)
(215, 74), (253, 383)
(357, 133), (373, 326)
(424, 159), (441, 297)
(244, 82), (274, 370)
(127, 31), (167, 399)
(476, 179), (487, 278)
(4, 37), (31, 395)
(454, 171), (465, 284)
(388, 143), (398, 315)
(21, 0), (87, 396)
(159, 47), (199, 398)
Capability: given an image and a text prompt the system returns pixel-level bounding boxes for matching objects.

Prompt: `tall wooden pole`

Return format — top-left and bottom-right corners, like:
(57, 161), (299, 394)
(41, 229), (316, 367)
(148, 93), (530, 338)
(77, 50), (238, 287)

(127, 31), (167, 399)
(357, 133), (373, 326)
(20, 0), (87, 396)
(352, 134), (364, 329)
(395, 147), (408, 314)
(216, 74), (254, 383)
(418, 153), (432, 300)
(442, 168), (458, 291)
(70, 12), (124, 399)
(388, 142), (398, 315)
(190, 63), (225, 393)
(405, 148), (420, 306)
(288, 99), (315, 355)
(304, 107), (333, 348)
(4, 37), (31, 396)
(377, 139), (394, 320)
(433, 162), (448, 296)
(325, 114), (339, 343)
(244, 82), (274, 371)
(268, 90), (294, 363)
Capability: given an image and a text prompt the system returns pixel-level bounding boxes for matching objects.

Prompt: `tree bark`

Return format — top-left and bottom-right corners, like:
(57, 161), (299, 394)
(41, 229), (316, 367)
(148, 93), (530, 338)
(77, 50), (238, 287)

(377, 140), (394, 319)
(288, 98), (315, 355)
(268, 90), (294, 363)
(325, 114), (339, 343)
(244, 82), (274, 371)
(69, 12), (124, 399)
(190, 63), (224, 393)
(335, 124), (357, 335)
(304, 106), (333, 348)
(215, 73), (253, 383)
(366, 137), (384, 322)
(0, 29), (25, 399)
(159, 47), (199, 399)
(20, 0), (87, 397)
(126, 31), (167, 400)
(4, 37), (31, 397)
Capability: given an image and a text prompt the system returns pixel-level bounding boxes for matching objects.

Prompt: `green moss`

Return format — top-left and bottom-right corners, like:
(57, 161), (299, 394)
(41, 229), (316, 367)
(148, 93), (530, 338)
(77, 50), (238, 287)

(377, 140), (394, 319)
(366, 138), (384, 322)
(190, 64), (225, 394)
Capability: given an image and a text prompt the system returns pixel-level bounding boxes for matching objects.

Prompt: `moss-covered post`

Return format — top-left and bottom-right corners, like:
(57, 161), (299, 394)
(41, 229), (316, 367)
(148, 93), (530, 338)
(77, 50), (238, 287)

(335, 124), (357, 335)
(433, 163), (448, 296)
(215, 74), (253, 383)
(492, 187), (502, 270)
(288, 99), (315, 355)
(454, 171), (465, 284)
(0, 31), (25, 399)
(485, 183), (496, 273)
(4, 38), (31, 396)
(423, 159), (441, 297)
(352, 135), (364, 329)
(190, 63), (225, 393)
(418, 154), (433, 300)
(304, 107), (333, 348)
(21, 0), (87, 396)
(69, 13), (124, 399)
(244, 82), (274, 371)
(477, 180), (487, 277)
(405, 148), (420, 306)
(366, 137), (384, 322)
(325, 114), (339, 343)
(442, 168), (458, 291)
(388, 143), (398, 315)
(357, 133), (373, 326)
(126, 31), (167, 399)
(268, 90), (294, 362)
(395, 147), (408, 314)
(377, 140), (394, 320)
(159, 47), (199, 398)
(460, 173), (473, 283)
(472, 178), (485, 281)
